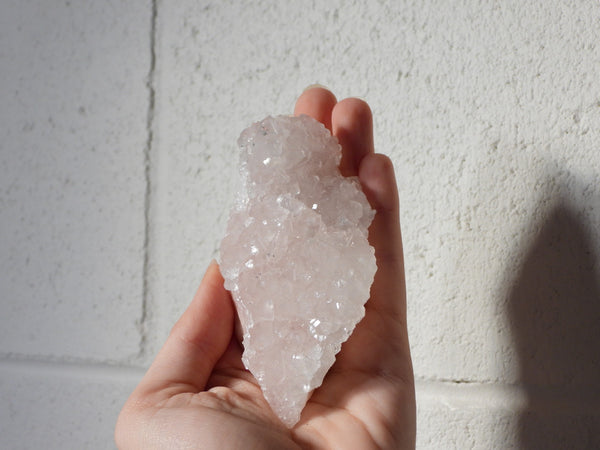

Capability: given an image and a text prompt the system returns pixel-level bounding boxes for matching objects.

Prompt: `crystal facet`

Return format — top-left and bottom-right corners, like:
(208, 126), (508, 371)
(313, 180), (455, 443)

(219, 114), (376, 427)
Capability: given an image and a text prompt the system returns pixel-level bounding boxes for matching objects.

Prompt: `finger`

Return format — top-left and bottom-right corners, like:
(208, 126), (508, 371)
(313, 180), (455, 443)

(332, 98), (375, 176)
(294, 86), (337, 132)
(135, 262), (235, 397)
(358, 153), (406, 322)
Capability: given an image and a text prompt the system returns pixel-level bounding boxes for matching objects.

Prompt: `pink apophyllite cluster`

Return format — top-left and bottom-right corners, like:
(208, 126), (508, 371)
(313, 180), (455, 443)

(219, 114), (376, 427)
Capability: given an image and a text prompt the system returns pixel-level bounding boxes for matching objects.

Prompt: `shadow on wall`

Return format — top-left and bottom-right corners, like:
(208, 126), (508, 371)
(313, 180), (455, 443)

(508, 187), (600, 448)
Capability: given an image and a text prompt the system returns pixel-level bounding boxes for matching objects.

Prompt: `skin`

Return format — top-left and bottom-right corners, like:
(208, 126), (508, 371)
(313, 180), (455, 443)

(115, 87), (416, 449)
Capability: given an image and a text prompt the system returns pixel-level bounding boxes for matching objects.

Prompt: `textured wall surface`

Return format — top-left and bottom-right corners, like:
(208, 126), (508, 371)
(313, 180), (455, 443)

(1, 0), (599, 448)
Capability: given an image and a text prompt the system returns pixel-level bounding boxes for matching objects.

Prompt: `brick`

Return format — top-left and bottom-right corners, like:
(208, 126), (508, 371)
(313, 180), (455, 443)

(0, 0), (151, 361)
(149, 0), (600, 387)
(0, 361), (143, 450)
(416, 381), (600, 449)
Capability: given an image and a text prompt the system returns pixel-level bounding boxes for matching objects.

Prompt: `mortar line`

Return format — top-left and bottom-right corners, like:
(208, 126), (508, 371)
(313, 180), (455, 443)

(138, 0), (158, 363)
(415, 379), (600, 413)
(0, 353), (597, 412)
(0, 355), (146, 380)
(1, 352), (597, 411)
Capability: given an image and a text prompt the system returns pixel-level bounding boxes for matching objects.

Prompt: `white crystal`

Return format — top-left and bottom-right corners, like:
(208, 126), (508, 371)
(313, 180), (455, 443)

(219, 114), (376, 427)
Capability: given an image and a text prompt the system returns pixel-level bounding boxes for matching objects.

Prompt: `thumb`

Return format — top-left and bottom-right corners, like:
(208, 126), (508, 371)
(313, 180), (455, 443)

(135, 262), (235, 397)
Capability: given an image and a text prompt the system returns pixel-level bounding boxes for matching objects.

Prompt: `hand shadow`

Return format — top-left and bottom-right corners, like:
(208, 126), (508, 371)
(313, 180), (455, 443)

(508, 193), (600, 448)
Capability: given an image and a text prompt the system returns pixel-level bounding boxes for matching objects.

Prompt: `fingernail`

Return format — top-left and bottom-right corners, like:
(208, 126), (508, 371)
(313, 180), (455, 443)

(303, 83), (328, 92)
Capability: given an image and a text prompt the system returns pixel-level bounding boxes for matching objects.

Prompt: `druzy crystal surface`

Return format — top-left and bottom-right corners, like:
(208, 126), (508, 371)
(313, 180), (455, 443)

(219, 114), (376, 427)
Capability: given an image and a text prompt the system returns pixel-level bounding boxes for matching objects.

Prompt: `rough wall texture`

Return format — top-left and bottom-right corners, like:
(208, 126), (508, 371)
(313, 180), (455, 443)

(1, 0), (599, 448)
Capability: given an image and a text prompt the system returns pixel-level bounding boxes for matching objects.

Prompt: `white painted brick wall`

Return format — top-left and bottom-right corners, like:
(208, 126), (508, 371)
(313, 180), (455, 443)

(1, 0), (599, 448)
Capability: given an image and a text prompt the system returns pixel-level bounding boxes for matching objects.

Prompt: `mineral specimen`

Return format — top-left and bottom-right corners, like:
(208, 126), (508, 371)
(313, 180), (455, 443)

(219, 114), (376, 427)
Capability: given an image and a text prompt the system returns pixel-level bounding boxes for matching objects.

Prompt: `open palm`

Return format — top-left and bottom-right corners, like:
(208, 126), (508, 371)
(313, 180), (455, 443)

(116, 87), (415, 449)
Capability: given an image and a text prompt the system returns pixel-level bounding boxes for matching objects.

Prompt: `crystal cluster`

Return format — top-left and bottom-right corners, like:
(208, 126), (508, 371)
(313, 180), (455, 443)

(219, 114), (376, 427)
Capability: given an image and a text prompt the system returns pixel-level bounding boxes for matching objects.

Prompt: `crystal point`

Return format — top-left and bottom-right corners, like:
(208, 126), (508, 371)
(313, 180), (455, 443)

(220, 114), (376, 427)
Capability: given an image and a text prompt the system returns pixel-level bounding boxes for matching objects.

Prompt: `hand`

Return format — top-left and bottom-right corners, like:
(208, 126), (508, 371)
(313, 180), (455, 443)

(115, 87), (416, 449)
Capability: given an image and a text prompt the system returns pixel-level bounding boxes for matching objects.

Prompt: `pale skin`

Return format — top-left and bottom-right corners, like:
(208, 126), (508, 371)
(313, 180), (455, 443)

(115, 87), (416, 449)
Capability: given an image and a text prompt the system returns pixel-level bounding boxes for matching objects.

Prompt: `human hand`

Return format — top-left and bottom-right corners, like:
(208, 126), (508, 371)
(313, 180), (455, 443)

(115, 87), (416, 449)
